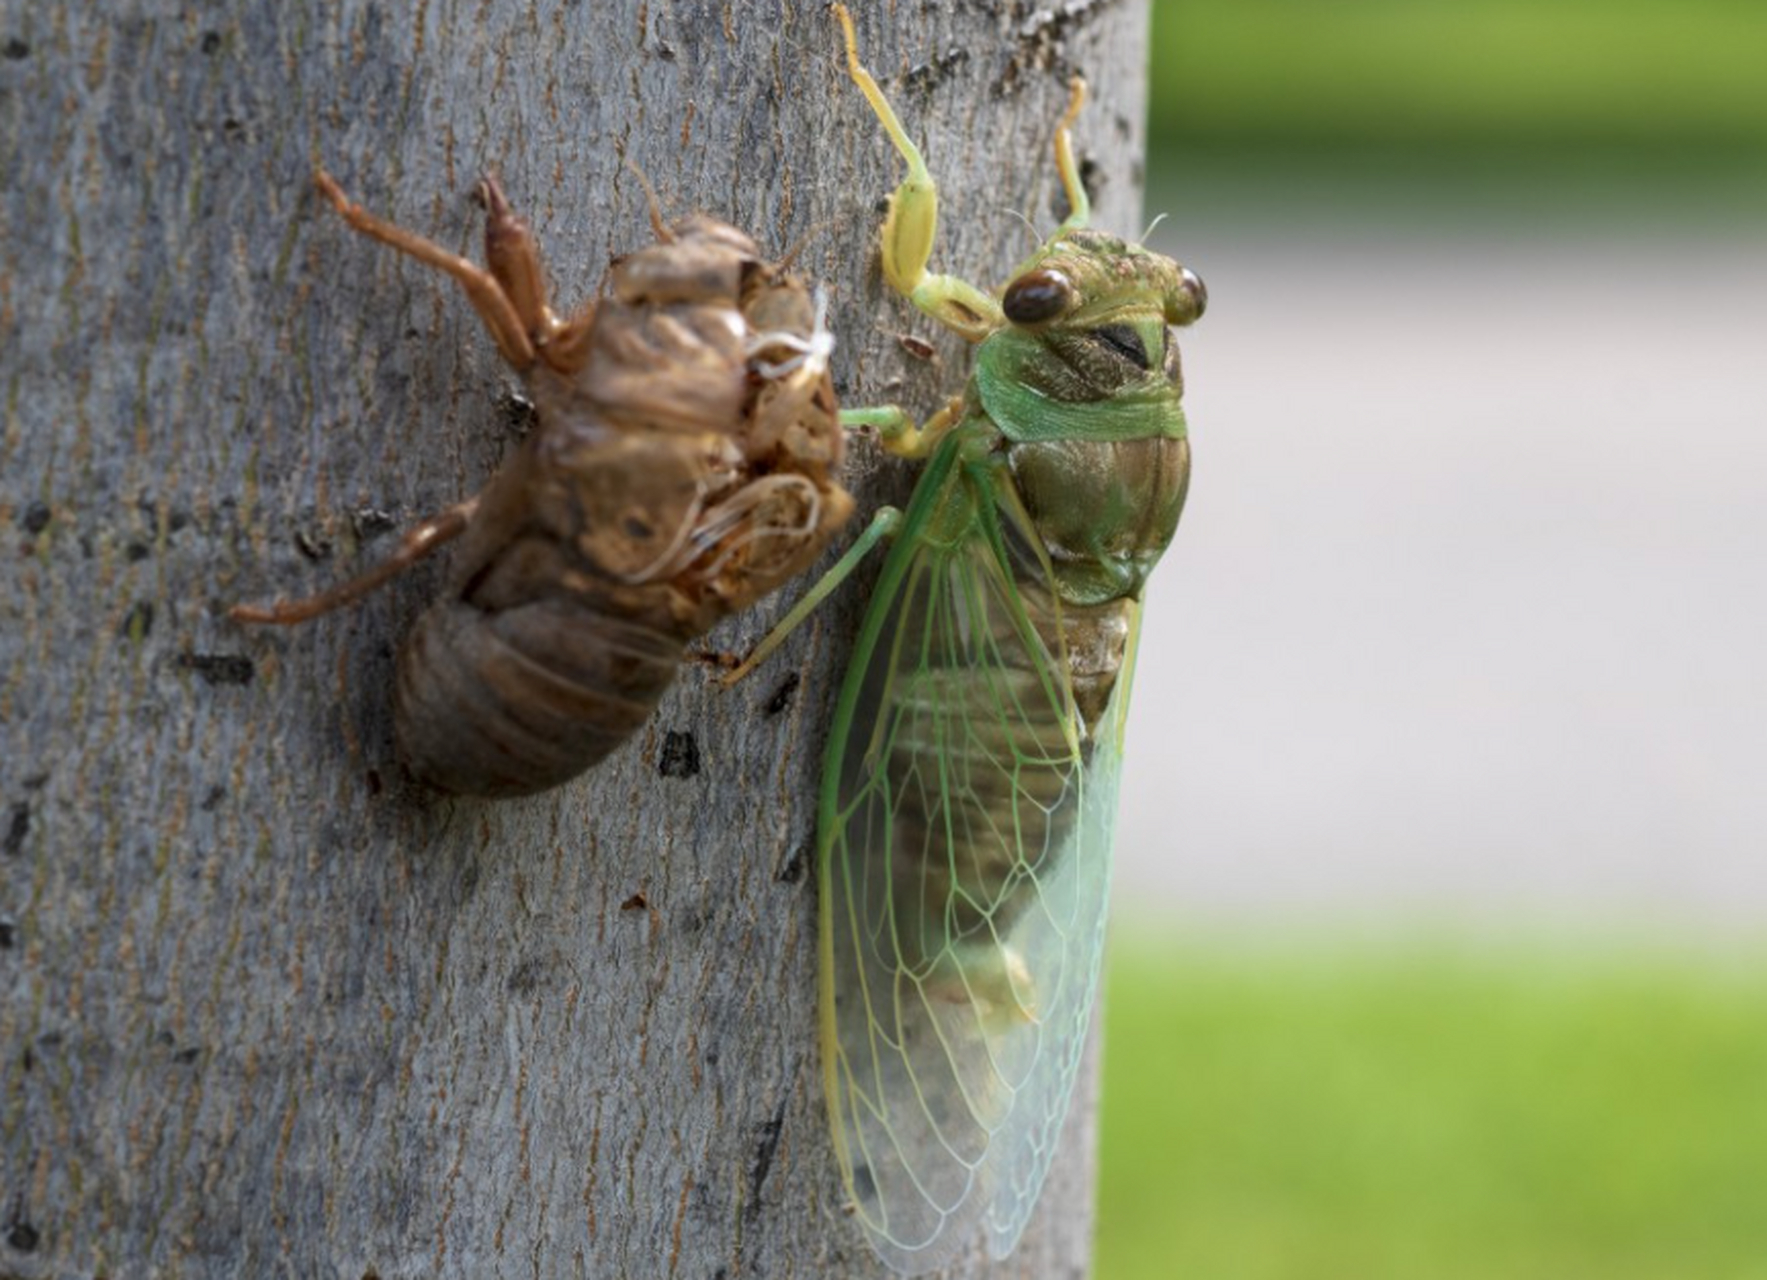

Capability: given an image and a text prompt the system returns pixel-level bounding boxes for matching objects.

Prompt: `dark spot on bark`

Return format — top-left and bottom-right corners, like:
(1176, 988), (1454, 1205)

(179, 653), (255, 686)
(506, 957), (546, 994)
(295, 529), (332, 561)
(19, 502), (49, 535)
(2, 805), (27, 858)
(118, 601), (154, 641)
(5, 1218), (38, 1253)
(704, 1049), (719, 1066)
(0, 917), (14, 948)
(763, 671), (800, 717)
(20, 1047), (32, 1071)
(459, 859), (480, 897)
(173, 1045), (201, 1065)
(620, 892), (649, 912)
(168, 509), (191, 533)
(352, 507), (398, 541)
(222, 116), (245, 141)
(21, 775), (45, 791)
(499, 389), (538, 438)
(200, 30), (221, 54)
(125, 540), (150, 562)
(776, 840), (809, 886)
(658, 730), (700, 778)
(365, 768), (383, 796)
(746, 1096), (790, 1216)
(2, 38), (27, 60)
(904, 46), (970, 96)
(200, 785), (226, 812)
(655, 39), (677, 61)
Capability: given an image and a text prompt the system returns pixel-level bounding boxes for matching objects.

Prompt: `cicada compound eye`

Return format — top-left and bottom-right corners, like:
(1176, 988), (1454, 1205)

(1167, 265), (1207, 324)
(1002, 267), (1075, 325)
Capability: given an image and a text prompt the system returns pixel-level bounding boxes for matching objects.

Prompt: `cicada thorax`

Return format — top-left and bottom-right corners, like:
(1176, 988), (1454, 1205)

(389, 217), (850, 796)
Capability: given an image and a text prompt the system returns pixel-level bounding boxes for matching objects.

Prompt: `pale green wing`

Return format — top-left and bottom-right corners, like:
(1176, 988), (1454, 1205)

(817, 432), (1134, 1272)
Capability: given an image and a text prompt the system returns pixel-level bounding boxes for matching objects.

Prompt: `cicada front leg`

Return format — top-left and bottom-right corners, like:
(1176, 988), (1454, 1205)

(833, 4), (1002, 343)
(839, 395), (966, 461)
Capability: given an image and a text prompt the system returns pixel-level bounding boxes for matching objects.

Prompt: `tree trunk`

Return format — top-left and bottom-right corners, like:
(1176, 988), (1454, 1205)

(0, 2), (1149, 1275)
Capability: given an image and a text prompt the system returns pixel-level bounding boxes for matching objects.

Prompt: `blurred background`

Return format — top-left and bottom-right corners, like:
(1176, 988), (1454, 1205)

(1103, 1), (1767, 1276)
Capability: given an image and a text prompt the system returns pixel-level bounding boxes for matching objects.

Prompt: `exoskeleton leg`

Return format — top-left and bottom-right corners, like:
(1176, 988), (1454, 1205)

(833, 5), (1003, 342)
(313, 170), (537, 369)
(230, 498), (477, 626)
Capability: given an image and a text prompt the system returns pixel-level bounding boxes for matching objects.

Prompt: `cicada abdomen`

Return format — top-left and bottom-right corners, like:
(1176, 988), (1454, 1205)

(233, 176), (852, 797)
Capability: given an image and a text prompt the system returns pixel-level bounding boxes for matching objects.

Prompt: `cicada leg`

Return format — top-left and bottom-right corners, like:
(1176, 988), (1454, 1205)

(1052, 76), (1092, 236)
(832, 4), (1003, 343)
(718, 505), (902, 687)
(230, 498), (477, 625)
(839, 395), (965, 461)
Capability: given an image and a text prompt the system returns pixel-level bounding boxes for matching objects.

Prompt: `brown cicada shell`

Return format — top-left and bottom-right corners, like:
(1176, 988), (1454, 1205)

(233, 171), (853, 797)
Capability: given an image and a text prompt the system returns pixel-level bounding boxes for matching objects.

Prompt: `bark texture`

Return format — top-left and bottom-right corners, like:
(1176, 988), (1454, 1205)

(0, 2), (1149, 1275)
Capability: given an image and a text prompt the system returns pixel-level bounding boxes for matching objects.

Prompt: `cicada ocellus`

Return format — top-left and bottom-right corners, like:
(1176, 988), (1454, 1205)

(733, 8), (1206, 1270)
(233, 172), (851, 796)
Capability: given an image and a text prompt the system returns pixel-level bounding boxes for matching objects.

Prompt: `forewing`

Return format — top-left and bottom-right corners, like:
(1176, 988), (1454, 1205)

(818, 450), (1130, 1272)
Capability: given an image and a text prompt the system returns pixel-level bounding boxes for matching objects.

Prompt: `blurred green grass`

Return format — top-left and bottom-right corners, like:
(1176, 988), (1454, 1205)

(1149, 0), (1767, 153)
(1142, 0), (1767, 230)
(1097, 937), (1767, 1280)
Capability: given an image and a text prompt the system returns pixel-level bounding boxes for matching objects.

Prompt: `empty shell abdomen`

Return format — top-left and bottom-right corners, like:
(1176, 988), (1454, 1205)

(395, 596), (684, 797)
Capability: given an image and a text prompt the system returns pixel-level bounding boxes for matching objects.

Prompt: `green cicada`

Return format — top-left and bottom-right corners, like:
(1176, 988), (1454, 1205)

(735, 8), (1206, 1271)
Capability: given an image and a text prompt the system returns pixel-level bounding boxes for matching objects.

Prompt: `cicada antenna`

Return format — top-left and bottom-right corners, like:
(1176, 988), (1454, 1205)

(1140, 211), (1170, 244)
(998, 206), (1046, 250)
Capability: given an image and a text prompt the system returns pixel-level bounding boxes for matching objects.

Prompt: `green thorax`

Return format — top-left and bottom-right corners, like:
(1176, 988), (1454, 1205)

(972, 325), (1187, 446)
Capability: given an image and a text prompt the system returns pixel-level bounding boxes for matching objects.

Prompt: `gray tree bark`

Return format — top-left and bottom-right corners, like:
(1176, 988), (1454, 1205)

(0, 1), (1149, 1276)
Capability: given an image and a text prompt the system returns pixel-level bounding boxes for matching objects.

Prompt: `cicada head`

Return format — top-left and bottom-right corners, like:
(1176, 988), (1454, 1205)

(987, 230), (1205, 408)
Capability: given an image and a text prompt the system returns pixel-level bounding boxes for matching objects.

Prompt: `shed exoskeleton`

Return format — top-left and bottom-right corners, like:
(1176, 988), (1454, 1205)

(234, 173), (852, 796)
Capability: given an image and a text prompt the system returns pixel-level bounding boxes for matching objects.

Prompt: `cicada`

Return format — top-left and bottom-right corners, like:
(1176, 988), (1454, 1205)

(732, 8), (1206, 1271)
(233, 172), (852, 796)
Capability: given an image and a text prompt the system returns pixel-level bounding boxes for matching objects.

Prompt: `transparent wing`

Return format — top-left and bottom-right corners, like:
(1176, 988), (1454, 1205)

(817, 441), (1135, 1273)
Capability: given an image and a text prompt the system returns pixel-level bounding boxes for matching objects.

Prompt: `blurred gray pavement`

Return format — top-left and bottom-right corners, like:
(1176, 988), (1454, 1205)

(1114, 221), (1767, 936)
